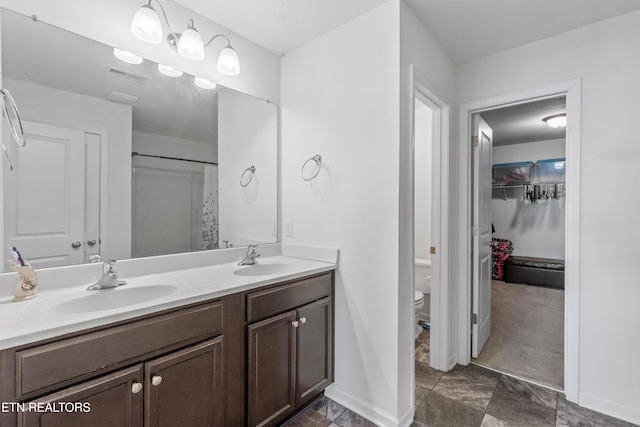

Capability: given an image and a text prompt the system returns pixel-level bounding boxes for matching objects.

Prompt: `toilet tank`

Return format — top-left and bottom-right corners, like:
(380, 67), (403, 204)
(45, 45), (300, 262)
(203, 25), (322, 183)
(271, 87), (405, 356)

(415, 258), (431, 294)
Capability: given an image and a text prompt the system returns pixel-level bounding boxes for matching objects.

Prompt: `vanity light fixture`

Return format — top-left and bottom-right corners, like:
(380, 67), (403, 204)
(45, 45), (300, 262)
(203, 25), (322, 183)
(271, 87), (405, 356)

(542, 113), (567, 128)
(130, 0), (241, 76)
(158, 64), (183, 77)
(113, 48), (143, 65)
(194, 76), (217, 90)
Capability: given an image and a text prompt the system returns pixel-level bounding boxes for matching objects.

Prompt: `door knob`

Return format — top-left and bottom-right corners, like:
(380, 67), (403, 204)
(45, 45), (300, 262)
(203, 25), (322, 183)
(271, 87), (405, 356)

(131, 382), (143, 394)
(87, 239), (97, 246)
(300, 317), (307, 324)
(291, 320), (299, 328)
(151, 375), (162, 386)
(71, 241), (81, 249)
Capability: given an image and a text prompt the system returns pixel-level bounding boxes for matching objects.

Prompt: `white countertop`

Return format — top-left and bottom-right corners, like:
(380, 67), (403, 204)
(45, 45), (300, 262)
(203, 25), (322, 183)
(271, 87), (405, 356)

(0, 254), (336, 350)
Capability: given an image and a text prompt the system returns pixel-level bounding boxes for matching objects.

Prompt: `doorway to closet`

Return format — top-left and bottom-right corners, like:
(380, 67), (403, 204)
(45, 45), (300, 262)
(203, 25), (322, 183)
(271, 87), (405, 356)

(471, 96), (567, 391)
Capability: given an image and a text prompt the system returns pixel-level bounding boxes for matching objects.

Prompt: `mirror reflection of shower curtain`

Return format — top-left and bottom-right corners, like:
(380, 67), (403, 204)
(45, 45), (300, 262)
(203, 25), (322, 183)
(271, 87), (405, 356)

(202, 165), (219, 250)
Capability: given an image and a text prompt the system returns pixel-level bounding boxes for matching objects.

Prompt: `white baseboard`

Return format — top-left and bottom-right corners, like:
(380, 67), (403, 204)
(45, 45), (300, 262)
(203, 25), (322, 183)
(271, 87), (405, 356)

(418, 313), (430, 323)
(578, 391), (640, 425)
(449, 353), (458, 370)
(325, 385), (407, 427)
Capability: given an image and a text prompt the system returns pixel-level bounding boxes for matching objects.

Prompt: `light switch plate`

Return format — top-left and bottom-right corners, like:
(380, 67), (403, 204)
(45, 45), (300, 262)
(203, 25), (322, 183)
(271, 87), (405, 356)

(284, 220), (293, 237)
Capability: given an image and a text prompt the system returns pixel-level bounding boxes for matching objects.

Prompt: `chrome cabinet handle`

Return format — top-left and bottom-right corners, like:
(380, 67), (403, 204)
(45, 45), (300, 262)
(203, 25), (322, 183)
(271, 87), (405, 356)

(71, 241), (82, 249)
(151, 375), (162, 386)
(292, 320), (299, 328)
(131, 382), (143, 394)
(87, 239), (97, 246)
(300, 317), (307, 324)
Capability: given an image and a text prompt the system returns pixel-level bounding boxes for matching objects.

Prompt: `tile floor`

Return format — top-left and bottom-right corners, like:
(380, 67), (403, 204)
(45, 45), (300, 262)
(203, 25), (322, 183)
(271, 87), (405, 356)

(285, 328), (638, 427)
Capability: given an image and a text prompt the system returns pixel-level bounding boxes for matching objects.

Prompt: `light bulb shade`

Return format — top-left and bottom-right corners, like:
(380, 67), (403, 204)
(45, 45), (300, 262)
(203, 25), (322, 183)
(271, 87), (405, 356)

(178, 23), (205, 60)
(131, 4), (163, 44)
(113, 48), (143, 65)
(543, 113), (567, 128)
(194, 76), (217, 89)
(158, 64), (183, 77)
(217, 46), (240, 76)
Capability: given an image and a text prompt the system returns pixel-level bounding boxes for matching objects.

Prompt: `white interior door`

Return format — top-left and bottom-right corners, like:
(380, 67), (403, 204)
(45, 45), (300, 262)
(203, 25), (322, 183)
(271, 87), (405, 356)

(472, 115), (493, 358)
(3, 121), (86, 270)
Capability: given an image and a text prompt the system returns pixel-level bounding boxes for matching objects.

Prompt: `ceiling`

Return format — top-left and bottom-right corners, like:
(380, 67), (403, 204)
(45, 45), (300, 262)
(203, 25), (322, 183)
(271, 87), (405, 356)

(480, 97), (566, 147)
(175, 0), (640, 63)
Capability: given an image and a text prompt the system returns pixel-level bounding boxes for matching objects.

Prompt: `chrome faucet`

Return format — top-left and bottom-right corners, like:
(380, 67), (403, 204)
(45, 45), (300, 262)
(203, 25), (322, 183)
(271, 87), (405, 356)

(238, 245), (260, 266)
(87, 260), (127, 290)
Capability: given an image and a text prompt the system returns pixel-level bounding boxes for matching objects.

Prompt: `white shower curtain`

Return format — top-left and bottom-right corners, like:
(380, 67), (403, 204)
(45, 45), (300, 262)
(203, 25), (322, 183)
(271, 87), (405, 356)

(202, 165), (219, 250)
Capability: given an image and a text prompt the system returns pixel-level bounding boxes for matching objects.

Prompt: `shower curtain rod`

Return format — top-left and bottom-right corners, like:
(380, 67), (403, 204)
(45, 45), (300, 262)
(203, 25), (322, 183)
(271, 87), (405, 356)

(132, 152), (218, 166)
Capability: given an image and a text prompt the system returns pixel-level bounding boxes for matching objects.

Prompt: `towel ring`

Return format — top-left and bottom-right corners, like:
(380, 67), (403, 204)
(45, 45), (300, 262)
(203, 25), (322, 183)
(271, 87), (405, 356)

(0, 88), (26, 147)
(301, 155), (322, 181)
(240, 165), (256, 187)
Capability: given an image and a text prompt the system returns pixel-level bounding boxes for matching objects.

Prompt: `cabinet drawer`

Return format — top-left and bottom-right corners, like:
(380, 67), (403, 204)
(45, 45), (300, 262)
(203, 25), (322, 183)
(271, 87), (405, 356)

(16, 300), (223, 400)
(246, 273), (332, 323)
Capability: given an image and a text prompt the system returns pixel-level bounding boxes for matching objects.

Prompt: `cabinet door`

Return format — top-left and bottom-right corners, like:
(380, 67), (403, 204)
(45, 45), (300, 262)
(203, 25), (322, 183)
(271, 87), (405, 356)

(19, 365), (143, 427)
(296, 297), (333, 406)
(145, 337), (224, 427)
(247, 311), (297, 427)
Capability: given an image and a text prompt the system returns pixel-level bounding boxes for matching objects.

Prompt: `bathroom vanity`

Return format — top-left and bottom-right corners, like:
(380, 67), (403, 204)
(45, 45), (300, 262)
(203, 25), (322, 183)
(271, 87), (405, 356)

(0, 255), (335, 427)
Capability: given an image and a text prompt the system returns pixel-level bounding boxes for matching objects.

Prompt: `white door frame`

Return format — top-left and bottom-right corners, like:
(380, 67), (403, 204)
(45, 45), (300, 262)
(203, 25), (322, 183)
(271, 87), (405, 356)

(410, 65), (451, 372)
(455, 79), (581, 402)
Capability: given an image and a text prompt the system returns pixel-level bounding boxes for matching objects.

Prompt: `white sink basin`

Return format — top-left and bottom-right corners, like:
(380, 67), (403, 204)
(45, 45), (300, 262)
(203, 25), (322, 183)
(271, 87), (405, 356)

(233, 263), (296, 277)
(50, 285), (179, 314)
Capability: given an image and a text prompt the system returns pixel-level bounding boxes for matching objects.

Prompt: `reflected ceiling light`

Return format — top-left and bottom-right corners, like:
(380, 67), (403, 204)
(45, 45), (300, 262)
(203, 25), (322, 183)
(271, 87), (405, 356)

(130, 2), (163, 44)
(158, 64), (183, 77)
(542, 113), (567, 128)
(130, 0), (241, 76)
(113, 48), (143, 65)
(194, 77), (217, 90)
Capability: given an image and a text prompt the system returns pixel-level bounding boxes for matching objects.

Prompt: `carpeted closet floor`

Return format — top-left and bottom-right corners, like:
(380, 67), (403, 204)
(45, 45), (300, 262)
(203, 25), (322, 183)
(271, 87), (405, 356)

(472, 280), (564, 390)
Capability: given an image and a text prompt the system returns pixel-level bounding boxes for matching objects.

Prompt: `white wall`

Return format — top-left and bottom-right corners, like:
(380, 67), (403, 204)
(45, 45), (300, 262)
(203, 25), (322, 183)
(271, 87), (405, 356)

(282, 1), (455, 424)
(133, 130), (217, 162)
(491, 139), (566, 259)
(282, 2), (401, 424)
(457, 10), (640, 424)
(218, 88), (277, 247)
(0, 0), (280, 103)
(400, 1), (455, 421)
(4, 78), (132, 262)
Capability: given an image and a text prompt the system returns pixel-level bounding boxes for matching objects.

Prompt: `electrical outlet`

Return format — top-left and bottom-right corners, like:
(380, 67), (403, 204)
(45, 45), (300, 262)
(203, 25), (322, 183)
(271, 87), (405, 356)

(284, 220), (293, 237)
(271, 221), (277, 236)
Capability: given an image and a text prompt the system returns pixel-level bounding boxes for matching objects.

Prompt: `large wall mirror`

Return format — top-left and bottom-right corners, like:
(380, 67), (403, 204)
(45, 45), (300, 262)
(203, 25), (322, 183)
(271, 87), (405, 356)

(1, 8), (278, 272)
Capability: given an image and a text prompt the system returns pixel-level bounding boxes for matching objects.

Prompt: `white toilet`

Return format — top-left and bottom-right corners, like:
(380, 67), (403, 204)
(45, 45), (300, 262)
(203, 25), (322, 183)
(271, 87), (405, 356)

(414, 291), (425, 338)
(414, 258), (432, 339)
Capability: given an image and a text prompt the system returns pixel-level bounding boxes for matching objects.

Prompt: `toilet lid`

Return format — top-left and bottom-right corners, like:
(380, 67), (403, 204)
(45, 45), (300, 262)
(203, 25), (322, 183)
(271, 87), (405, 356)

(414, 291), (424, 303)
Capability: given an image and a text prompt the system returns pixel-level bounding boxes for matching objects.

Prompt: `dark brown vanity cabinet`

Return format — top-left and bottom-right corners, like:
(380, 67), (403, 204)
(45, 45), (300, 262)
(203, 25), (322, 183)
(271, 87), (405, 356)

(247, 273), (334, 427)
(1, 300), (226, 427)
(20, 365), (144, 427)
(0, 271), (334, 427)
(18, 337), (224, 427)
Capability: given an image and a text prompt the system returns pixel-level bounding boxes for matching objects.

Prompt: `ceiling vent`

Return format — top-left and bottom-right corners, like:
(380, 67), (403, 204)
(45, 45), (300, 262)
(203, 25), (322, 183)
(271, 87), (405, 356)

(106, 91), (139, 105)
(105, 66), (148, 84)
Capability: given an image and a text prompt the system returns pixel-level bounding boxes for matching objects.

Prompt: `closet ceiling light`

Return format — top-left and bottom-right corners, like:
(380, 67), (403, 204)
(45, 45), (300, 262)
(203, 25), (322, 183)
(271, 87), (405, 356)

(542, 113), (566, 128)
(130, 0), (241, 76)
(113, 48), (143, 65)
